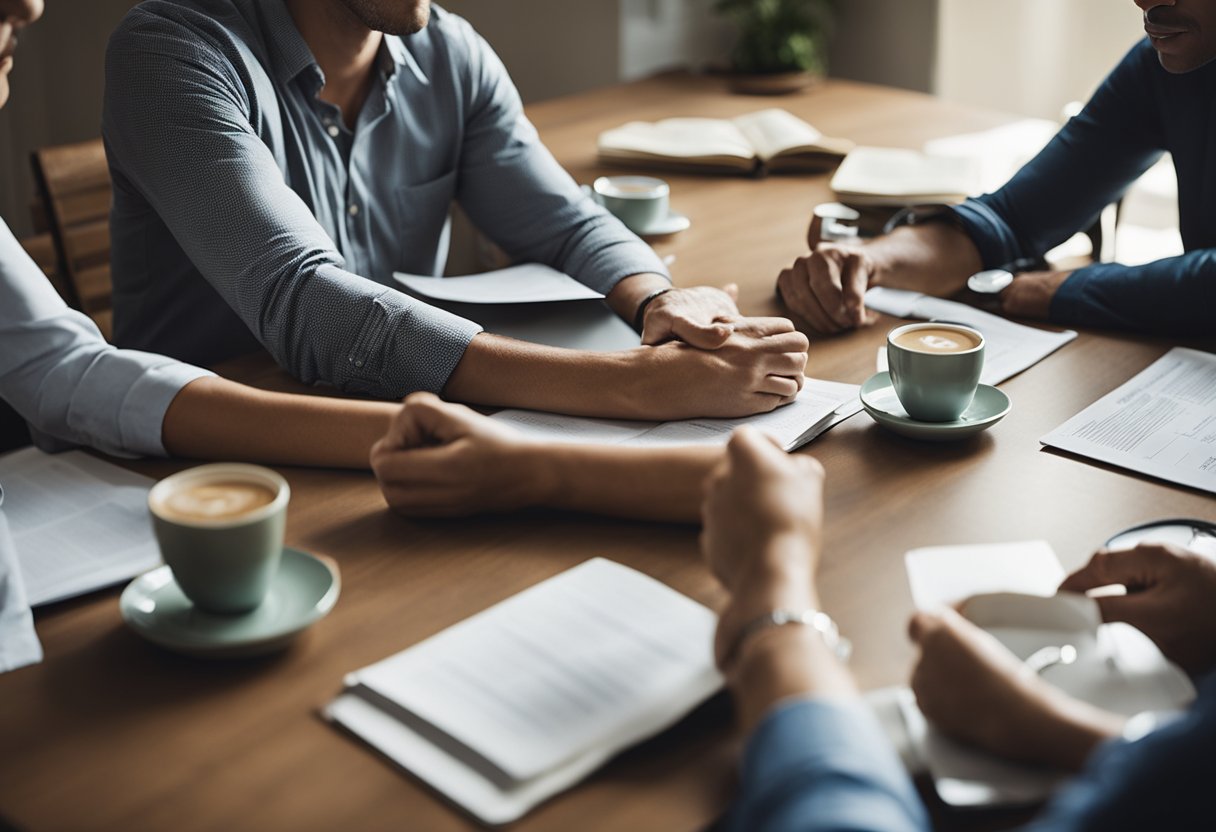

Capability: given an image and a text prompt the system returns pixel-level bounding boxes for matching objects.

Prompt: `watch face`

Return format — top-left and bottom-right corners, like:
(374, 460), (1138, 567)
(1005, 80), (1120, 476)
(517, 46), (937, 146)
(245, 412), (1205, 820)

(1104, 518), (1216, 559)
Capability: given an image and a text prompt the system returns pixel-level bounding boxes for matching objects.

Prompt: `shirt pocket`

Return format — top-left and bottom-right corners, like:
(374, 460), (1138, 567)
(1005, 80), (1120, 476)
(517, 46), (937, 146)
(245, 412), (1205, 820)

(392, 169), (458, 274)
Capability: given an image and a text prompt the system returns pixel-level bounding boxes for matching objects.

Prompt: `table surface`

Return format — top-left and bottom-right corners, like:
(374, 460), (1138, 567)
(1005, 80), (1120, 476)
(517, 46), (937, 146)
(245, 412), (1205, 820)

(2, 72), (1212, 832)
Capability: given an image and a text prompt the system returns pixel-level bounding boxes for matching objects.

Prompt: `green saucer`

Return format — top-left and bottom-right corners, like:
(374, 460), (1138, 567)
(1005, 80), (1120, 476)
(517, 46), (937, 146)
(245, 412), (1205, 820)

(120, 547), (340, 658)
(860, 371), (1011, 442)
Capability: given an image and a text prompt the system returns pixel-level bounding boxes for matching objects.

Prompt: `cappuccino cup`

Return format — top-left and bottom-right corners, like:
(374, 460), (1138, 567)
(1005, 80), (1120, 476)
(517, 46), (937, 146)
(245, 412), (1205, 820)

(886, 323), (985, 422)
(148, 463), (290, 614)
(592, 175), (669, 234)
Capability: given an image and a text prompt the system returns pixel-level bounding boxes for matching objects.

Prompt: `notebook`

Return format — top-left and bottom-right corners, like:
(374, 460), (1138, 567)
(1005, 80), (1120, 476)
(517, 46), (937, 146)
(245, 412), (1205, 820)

(597, 108), (854, 175)
(830, 146), (982, 206)
(325, 559), (722, 825)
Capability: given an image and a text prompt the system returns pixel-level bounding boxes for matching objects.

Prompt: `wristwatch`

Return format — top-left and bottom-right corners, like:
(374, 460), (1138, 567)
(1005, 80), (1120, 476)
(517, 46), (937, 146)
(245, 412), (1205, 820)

(881, 203), (967, 236)
(722, 607), (852, 672)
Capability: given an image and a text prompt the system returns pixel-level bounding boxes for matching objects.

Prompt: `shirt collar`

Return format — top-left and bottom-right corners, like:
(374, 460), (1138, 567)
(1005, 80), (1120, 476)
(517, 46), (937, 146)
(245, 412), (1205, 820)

(261, 0), (319, 85)
(383, 34), (430, 86)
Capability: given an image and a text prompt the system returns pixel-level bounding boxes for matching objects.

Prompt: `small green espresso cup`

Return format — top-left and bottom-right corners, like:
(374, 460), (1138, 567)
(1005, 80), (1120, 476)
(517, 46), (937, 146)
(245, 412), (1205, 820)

(592, 175), (669, 234)
(887, 322), (985, 422)
(147, 463), (290, 614)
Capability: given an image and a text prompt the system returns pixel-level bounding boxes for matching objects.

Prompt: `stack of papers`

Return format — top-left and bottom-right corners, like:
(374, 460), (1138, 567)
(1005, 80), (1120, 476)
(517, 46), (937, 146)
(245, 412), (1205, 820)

(395, 264), (605, 304)
(1041, 347), (1216, 495)
(865, 286), (1076, 385)
(325, 559), (721, 825)
(490, 379), (860, 451)
(0, 448), (160, 606)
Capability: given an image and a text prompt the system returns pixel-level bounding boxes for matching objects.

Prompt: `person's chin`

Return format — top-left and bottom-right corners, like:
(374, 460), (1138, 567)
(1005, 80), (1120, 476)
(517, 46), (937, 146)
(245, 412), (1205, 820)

(1150, 36), (1216, 73)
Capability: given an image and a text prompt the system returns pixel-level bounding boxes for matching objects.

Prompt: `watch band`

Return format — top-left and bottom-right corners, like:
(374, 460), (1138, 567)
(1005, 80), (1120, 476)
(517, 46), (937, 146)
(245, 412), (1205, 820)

(632, 287), (672, 332)
(881, 203), (966, 236)
(722, 607), (852, 672)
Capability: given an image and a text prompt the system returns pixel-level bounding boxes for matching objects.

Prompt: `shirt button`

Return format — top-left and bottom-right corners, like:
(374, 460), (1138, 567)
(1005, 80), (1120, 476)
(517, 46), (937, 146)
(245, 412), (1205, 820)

(348, 203), (360, 217)
(326, 123), (340, 138)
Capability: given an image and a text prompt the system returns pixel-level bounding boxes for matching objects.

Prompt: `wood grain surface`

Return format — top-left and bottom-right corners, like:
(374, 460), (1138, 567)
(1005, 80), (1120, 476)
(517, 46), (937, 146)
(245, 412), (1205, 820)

(1, 73), (1211, 832)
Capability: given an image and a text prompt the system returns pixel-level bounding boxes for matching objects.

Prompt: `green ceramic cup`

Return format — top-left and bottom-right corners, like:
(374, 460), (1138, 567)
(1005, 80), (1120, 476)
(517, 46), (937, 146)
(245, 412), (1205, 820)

(592, 175), (669, 234)
(148, 464), (290, 614)
(887, 323), (985, 422)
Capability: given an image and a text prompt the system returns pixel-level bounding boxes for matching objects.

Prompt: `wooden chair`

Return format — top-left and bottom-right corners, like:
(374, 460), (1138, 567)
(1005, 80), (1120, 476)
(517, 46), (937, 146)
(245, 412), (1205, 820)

(30, 138), (114, 339)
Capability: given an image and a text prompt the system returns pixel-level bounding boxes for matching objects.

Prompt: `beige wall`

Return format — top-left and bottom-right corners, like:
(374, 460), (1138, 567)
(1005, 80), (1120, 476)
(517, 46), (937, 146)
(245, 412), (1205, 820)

(831, 0), (939, 93)
(935, 0), (1146, 119)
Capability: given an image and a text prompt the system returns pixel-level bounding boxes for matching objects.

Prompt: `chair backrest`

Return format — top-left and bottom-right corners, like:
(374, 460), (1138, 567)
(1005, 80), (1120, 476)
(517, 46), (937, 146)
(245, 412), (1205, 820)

(30, 138), (114, 339)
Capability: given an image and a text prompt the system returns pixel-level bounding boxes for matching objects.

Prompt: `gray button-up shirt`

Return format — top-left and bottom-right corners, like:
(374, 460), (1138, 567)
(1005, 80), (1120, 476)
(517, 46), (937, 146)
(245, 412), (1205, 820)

(103, 1), (669, 398)
(0, 219), (212, 458)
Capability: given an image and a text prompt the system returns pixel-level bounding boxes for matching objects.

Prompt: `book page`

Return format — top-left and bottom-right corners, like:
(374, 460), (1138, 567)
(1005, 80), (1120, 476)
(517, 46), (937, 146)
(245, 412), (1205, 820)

(1041, 347), (1216, 495)
(0, 449), (160, 606)
(345, 559), (719, 784)
(732, 108), (824, 162)
(490, 380), (855, 451)
(864, 287), (1077, 385)
(830, 147), (981, 201)
(597, 117), (756, 162)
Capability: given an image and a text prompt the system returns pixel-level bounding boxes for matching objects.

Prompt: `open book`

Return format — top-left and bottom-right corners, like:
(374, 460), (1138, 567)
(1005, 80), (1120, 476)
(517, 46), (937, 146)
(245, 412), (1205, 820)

(597, 108), (854, 175)
(325, 559), (721, 825)
(489, 378), (859, 451)
(830, 146), (982, 206)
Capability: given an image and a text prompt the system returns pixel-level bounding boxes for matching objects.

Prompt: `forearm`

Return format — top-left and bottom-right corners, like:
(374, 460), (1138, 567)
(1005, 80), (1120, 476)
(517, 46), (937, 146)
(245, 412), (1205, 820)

(869, 224), (983, 297)
(527, 444), (720, 523)
(443, 333), (644, 417)
(161, 377), (396, 469)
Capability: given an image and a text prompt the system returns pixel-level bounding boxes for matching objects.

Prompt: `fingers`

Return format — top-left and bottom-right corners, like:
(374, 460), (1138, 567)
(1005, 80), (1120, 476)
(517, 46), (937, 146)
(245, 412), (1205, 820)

(726, 425), (788, 472)
(840, 251), (871, 328)
(724, 283), (740, 302)
(806, 254), (854, 331)
(729, 316), (797, 337)
(758, 375), (800, 398)
(381, 392), (442, 450)
(777, 263), (832, 333)
(908, 610), (944, 644)
(1058, 545), (1172, 594)
(667, 315), (734, 350)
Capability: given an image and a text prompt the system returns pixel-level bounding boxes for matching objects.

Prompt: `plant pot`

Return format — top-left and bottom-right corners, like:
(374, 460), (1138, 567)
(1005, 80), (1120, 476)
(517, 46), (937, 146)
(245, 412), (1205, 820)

(728, 70), (821, 95)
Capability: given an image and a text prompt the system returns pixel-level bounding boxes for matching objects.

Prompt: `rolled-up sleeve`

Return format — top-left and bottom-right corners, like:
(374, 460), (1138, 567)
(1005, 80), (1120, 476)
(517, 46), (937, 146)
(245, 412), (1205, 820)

(104, 13), (482, 398)
(448, 19), (669, 296)
(0, 221), (211, 457)
(725, 697), (929, 832)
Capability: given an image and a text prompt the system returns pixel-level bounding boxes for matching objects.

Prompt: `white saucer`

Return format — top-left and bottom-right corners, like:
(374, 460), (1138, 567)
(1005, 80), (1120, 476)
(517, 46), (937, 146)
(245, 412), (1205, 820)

(636, 212), (691, 237)
(120, 547), (340, 658)
(859, 371), (1010, 442)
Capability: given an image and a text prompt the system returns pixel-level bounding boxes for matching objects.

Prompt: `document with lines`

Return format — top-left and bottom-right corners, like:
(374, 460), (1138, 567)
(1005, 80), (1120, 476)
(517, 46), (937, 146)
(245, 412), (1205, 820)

(325, 558), (721, 825)
(1041, 347), (1216, 494)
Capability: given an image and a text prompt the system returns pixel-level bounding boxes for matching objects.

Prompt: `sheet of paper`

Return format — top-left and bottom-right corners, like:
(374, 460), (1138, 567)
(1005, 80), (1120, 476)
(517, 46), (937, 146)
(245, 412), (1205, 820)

(865, 287), (1077, 385)
(1041, 347), (1216, 495)
(923, 119), (1058, 193)
(0, 448), (160, 606)
(491, 379), (857, 451)
(0, 507), (42, 673)
(830, 146), (981, 202)
(328, 559), (720, 823)
(394, 264), (605, 304)
(905, 540), (1064, 611)
(597, 117), (756, 161)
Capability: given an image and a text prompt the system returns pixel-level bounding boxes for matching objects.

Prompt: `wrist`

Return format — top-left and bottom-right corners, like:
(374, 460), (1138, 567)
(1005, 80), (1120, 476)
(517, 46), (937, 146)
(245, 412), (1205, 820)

(606, 272), (672, 322)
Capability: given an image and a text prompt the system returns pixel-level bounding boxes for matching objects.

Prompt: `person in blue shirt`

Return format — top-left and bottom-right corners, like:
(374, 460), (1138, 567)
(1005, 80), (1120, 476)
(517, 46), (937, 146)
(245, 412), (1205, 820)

(777, 0), (1216, 337)
(102, 0), (808, 418)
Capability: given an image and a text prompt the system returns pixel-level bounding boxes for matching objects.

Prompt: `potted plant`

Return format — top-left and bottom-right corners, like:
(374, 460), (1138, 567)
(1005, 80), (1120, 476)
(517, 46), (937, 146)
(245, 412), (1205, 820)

(715, 0), (835, 95)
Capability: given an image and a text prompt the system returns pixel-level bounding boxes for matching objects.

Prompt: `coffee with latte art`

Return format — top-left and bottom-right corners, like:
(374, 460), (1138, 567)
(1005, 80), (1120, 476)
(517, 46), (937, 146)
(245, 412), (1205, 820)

(154, 481), (277, 522)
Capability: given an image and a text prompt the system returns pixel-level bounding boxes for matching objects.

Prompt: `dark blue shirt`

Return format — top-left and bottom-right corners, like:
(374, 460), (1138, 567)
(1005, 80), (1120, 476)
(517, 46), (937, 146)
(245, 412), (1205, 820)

(954, 40), (1215, 336)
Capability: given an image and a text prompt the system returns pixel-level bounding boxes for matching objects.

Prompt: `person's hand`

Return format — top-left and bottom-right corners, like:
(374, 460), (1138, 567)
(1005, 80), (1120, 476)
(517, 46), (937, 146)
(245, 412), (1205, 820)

(640, 284), (741, 349)
(776, 243), (882, 334)
(909, 607), (1123, 771)
(630, 322), (809, 420)
(701, 427), (824, 666)
(370, 393), (547, 517)
(1059, 543), (1216, 676)
(1000, 270), (1072, 319)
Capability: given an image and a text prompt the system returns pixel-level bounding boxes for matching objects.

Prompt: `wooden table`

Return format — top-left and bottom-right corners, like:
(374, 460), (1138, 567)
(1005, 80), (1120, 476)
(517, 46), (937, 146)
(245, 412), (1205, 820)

(2, 73), (1212, 832)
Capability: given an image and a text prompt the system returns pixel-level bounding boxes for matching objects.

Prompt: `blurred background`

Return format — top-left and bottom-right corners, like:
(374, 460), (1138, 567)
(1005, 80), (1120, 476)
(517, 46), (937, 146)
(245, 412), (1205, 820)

(0, 0), (1162, 240)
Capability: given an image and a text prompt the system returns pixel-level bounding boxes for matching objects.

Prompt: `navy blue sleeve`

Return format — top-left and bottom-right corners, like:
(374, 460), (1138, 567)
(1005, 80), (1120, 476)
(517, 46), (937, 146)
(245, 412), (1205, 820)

(724, 697), (929, 832)
(950, 41), (1216, 334)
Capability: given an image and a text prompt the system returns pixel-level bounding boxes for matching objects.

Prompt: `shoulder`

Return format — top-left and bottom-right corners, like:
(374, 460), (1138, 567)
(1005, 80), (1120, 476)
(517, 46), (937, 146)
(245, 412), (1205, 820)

(107, 0), (261, 77)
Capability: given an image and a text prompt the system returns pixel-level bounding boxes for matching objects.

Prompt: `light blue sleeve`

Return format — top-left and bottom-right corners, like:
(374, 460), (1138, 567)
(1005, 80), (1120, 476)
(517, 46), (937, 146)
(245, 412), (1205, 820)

(724, 697), (930, 832)
(0, 506), (42, 673)
(0, 219), (212, 458)
(444, 13), (670, 296)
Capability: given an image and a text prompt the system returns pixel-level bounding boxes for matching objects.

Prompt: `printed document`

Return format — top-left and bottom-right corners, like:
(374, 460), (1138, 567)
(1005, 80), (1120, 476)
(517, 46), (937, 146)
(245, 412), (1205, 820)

(1041, 347), (1216, 495)
(326, 558), (720, 824)
(865, 287), (1076, 385)
(490, 378), (859, 451)
(0, 448), (159, 606)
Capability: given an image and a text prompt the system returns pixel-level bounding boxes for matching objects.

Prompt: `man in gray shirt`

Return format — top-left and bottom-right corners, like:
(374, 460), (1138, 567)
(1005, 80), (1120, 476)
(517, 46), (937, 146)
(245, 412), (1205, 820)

(104, 0), (809, 418)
